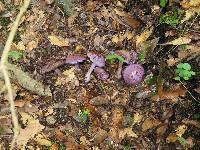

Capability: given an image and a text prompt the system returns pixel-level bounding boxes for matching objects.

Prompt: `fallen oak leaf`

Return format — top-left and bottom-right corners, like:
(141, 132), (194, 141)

(16, 113), (45, 150)
(48, 35), (69, 47)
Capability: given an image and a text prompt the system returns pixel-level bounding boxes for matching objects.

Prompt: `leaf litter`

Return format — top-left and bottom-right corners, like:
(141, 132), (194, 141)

(0, 0), (200, 149)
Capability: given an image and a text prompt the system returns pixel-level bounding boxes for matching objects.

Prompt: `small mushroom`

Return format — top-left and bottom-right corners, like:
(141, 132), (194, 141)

(94, 67), (109, 80)
(85, 52), (105, 83)
(115, 50), (131, 79)
(122, 64), (144, 85)
(65, 54), (86, 70)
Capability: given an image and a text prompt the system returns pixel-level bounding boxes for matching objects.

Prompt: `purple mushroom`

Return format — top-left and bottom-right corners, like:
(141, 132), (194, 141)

(94, 67), (109, 80)
(115, 50), (131, 79)
(85, 52), (105, 83)
(65, 54), (86, 70)
(40, 54), (86, 74)
(65, 54), (86, 64)
(122, 64), (144, 85)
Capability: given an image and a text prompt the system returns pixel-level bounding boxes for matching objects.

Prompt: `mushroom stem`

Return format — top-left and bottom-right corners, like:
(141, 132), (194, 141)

(117, 62), (123, 79)
(85, 63), (96, 83)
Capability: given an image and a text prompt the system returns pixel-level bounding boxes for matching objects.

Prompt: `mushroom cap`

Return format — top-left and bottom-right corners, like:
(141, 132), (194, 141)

(122, 64), (144, 85)
(87, 52), (105, 67)
(65, 54), (86, 64)
(115, 50), (131, 63)
(94, 67), (109, 80)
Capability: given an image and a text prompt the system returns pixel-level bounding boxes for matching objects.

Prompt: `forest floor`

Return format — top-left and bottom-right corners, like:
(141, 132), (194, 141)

(0, 0), (200, 149)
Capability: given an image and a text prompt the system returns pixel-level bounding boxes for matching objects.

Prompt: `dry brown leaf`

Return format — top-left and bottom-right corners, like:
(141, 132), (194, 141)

(181, 0), (200, 8)
(113, 8), (140, 28)
(119, 127), (138, 139)
(133, 112), (143, 124)
(108, 127), (120, 143)
(181, 10), (196, 23)
(0, 1), (5, 12)
(151, 88), (187, 102)
(48, 35), (69, 47)
(55, 67), (79, 88)
(182, 119), (200, 129)
(34, 134), (51, 146)
(136, 27), (154, 48)
(161, 37), (191, 45)
(142, 118), (161, 132)
(156, 124), (168, 137)
(80, 136), (91, 146)
(111, 107), (123, 127)
(176, 125), (187, 137)
(91, 129), (108, 145)
(166, 133), (178, 143)
(16, 113), (45, 150)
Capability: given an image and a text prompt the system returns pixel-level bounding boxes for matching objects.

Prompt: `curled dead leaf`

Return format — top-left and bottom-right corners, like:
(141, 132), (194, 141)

(119, 127), (138, 140)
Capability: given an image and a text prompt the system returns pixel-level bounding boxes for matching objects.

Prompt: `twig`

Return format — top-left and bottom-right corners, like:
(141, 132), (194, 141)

(0, 0), (31, 149)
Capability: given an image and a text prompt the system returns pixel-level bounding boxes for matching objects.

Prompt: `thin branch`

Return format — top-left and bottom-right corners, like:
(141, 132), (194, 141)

(0, 0), (31, 149)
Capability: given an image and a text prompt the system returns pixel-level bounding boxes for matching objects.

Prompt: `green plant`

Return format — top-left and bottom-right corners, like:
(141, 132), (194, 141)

(55, 0), (73, 16)
(160, 0), (167, 8)
(8, 50), (23, 60)
(174, 63), (195, 81)
(106, 53), (126, 64)
(138, 52), (145, 62)
(159, 11), (180, 27)
(74, 109), (90, 123)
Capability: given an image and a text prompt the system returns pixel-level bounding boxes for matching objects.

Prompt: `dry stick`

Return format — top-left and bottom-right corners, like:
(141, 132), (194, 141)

(0, 0), (31, 149)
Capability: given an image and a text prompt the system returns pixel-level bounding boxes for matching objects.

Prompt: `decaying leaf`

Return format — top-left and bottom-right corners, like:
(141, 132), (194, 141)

(16, 113), (45, 150)
(167, 44), (200, 66)
(55, 67), (79, 89)
(119, 127), (138, 139)
(90, 129), (108, 145)
(34, 134), (51, 146)
(161, 37), (191, 45)
(133, 112), (143, 124)
(176, 125), (187, 137)
(136, 26), (154, 48)
(48, 35), (69, 47)
(151, 88), (186, 102)
(156, 124), (168, 137)
(194, 87), (200, 94)
(0, 63), (51, 96)
(142, 118), (161, 131)
(166, 133), (178, 143)
(111, 107), (123, 127)
(113, 8), (140, 29)
(182, 119), (200, 129)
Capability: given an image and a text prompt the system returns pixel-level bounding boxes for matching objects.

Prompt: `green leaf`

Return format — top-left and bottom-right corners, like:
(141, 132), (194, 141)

(182, 70), (190, 75)
(183, 76), (189, 80)
(190, 71), (196, 75)
(55, 0), (73, 16)
(117, 55), (126, 62)
(106, 54), (117, 60)
(8, 50), (23, 60)
(177, 137), (187, 146)
(174, 76), (180, 81)
(182, 63), (191, 70)
(177, 63), (184, 69)
(160, 0), (167, 8)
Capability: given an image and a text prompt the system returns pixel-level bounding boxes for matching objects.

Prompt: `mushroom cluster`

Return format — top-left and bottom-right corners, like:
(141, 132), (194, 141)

(40, 50), (144, 85)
